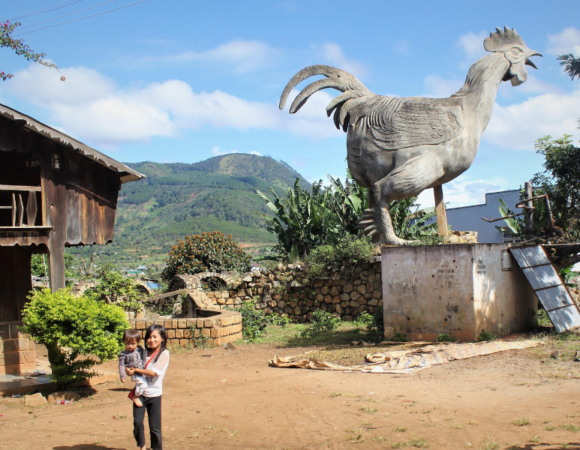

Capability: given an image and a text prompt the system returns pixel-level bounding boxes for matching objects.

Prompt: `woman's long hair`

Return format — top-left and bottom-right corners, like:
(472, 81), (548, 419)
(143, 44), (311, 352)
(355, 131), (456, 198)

(144, 324), (167, 363)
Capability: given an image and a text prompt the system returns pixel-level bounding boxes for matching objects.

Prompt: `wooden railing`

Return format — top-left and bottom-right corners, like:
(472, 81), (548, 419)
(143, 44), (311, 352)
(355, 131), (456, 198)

(0, 185), (41, 228)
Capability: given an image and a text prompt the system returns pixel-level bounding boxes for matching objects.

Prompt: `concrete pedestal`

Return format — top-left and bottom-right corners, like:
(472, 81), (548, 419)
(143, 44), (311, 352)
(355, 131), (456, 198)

(381, 244), (537, 342)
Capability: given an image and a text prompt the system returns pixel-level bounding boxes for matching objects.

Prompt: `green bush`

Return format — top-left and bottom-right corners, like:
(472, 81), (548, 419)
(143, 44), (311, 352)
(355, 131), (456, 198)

(435, 333), (456, 343)
(356, 311), (374, 327)
(21, 288), (128, 390)
(85, 264), (145, 312)
(365, 305), (384, 335)
(299, 310), (341, 338)
(391, 331), (408, 342)
(162, 231), (251, 281)
(237, 300), (270, 342)
(477, 329), (496, 342)
(307, 234), (374, 277)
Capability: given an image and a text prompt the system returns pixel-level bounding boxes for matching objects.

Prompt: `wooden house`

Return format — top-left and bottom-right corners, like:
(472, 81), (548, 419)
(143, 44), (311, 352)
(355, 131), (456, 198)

(0, 104), (144, 374)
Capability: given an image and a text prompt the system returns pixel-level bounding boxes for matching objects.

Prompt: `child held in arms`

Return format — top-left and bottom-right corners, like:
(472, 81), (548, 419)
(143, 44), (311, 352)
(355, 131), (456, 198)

(118, 329), (147, 407)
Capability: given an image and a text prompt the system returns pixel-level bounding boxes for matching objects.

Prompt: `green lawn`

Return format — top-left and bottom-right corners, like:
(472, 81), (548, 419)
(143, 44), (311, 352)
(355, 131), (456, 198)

(247, 322), (383, 348)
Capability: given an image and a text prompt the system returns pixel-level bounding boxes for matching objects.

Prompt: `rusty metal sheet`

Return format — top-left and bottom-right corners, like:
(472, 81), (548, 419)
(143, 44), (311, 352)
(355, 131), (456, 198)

(536, 285), (575, 311)
(511, 246), (580, 333)
(547, 306), (580, 334)
(510, 246), (550, 268)
(521, 265), (562, 291)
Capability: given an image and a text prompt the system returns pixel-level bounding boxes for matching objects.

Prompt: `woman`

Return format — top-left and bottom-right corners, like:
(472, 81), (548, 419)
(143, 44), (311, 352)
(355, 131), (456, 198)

(126, 324), (170, 450)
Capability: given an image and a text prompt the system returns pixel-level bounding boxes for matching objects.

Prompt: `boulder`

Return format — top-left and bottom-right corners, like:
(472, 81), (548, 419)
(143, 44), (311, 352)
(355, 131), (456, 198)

(24, 393), (47, 407)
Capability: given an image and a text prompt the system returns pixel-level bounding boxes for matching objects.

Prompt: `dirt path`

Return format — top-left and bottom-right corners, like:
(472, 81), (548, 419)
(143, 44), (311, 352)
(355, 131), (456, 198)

(2, 344), (580, 449)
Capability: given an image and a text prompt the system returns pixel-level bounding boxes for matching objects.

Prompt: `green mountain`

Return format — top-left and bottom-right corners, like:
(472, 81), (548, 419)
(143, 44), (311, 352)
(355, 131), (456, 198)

(70, 154), (309, 277)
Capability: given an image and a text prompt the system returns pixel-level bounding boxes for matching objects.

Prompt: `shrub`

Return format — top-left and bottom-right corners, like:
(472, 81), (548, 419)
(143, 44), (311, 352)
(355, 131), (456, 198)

(391, 332), (408, 342)
(435, 333), (456, 343)
(85, 264), (144, 312)
(477, 329), (496, 342)
(307, 234), (374, 277)
(162, 231), (251, 281)
(299, 310), (341, 338)
(238, 300), (270, 342)
(21, 288), (128, 390)
(356, 311), (374, 327)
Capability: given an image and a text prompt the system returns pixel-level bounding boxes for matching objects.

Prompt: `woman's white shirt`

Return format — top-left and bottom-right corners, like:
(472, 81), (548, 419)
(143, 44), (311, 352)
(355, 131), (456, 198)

(141, 349), (170, 398)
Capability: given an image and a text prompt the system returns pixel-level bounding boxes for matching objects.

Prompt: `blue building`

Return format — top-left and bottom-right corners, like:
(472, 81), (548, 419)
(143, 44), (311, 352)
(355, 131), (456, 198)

(430, 189), (521, 244)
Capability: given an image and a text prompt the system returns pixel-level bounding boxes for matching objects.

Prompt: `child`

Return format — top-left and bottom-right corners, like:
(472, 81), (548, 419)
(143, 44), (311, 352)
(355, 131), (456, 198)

(118, 329), (147, 408)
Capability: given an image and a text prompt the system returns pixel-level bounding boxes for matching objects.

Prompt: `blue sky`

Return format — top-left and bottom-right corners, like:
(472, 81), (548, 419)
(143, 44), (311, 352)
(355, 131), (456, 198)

(1, 0), (580, 208)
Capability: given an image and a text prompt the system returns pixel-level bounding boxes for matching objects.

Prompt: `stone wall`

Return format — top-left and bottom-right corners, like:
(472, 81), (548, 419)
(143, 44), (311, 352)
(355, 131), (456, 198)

(0, 321), (36, 375)
(174, 260), (383, 323)
(128, 309), (242, 347)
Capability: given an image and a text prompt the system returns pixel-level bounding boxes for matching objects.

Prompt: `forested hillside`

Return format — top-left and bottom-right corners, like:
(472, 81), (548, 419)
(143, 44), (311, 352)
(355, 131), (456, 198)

(70, 154), (310, 277)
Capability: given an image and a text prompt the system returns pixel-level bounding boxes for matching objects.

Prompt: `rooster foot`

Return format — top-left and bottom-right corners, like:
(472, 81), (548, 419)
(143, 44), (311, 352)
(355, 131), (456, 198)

(357, 209), (419, 246)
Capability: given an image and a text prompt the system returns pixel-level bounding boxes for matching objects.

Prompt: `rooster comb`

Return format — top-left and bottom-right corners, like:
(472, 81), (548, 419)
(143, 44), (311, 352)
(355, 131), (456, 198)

(484, 26), (525, 52)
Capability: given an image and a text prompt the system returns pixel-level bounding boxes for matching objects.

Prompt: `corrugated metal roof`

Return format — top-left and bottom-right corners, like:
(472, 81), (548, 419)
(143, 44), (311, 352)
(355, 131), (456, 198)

(0, 103), (145, 184)
(510, 245), (580, 333)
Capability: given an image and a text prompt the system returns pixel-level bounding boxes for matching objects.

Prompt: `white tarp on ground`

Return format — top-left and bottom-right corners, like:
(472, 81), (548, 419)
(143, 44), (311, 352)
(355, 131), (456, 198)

(268, 339), (541, 374)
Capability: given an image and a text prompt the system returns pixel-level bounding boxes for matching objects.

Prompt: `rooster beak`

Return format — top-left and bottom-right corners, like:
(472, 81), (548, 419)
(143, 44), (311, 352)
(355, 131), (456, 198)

(526, 50), (542, 69)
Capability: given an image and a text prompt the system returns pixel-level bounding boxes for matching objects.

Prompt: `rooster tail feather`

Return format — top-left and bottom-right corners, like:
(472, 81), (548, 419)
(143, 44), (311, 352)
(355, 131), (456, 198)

(279, 65), (343, 110)
(289, 78), (345, 114)
(279, 65), (373, 117)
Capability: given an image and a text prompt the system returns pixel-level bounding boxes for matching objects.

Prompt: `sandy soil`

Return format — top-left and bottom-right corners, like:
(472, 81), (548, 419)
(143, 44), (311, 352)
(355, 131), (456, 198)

(2, 343), (580, 450)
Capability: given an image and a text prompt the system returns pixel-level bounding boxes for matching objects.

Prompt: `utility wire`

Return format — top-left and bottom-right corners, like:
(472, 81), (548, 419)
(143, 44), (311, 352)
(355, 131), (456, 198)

(7, 0), (84, 22)
(14, 0), (150, 37)
(18, 0), (119, 31)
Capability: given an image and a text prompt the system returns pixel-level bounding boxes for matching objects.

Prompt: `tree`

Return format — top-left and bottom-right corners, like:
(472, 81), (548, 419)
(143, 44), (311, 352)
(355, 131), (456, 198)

(0, 21), (62, 81)
(85, 264), (145, 312)
(558, 54), (580, 81)
(531, 134), (580, 240)
(21, 288), (127, 390)
(162, 231), (251, 281)
(31, 252), (77, 278)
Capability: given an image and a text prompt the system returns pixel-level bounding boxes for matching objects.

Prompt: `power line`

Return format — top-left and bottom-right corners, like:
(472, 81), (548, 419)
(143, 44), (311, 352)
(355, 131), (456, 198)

(7, 0), (84, 22)
(14, 0), (150, 37)
(18, 0), (120, 31)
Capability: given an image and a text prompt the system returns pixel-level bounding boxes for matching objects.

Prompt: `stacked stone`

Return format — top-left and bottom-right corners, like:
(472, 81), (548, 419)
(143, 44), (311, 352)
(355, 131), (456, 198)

(129, 310), (242, 347)
(202, 261), (383, 323)
(0, 321), (36, 375)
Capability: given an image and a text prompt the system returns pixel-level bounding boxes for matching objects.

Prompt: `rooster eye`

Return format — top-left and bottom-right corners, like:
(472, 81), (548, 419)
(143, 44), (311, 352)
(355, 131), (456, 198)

(510, 48), (523, 55)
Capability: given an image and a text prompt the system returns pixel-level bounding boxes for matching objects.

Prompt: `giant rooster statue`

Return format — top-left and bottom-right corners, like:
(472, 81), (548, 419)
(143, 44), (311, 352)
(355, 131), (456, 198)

(279, 27), (541, 245)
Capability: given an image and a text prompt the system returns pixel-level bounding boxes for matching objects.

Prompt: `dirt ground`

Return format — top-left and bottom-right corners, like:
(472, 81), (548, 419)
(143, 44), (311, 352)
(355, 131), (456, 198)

(2, 341), (580, 450)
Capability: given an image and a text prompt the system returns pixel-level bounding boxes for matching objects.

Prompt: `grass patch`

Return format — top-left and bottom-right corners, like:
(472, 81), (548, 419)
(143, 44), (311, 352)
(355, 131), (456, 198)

(561, 423), (580, 432)
(512, 418), (531, 426)
(359, 406), (378, 414)
(394, 426), (408, 432)
(480, 437), (500, 450)
(247, 322), (381, 347)
(346, 427), (365, 443)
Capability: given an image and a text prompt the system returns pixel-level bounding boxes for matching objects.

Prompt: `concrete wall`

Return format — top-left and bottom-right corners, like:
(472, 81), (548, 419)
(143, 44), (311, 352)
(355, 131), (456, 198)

(428, 190), (520, 243)
(381, 244), (537, 341)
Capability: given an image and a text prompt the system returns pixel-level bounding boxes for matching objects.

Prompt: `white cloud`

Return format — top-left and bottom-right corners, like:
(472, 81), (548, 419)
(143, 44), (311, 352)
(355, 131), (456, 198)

(546, 27), (580, 55)
(144, 39), (278, 73)
(416, 176), (506, 209)
(211, 146), (238, 156)
(456, 31), (488, 66)
(484, 89), (580, 151)
(315, 43), (366, 78)
(423, 75), (463, 98)
(249, 150), (261, 156)
(2, 64), (341, 147)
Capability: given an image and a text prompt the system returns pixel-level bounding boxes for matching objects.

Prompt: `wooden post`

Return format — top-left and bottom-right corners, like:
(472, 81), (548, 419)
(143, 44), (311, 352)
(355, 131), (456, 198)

(434, 185), (449, 238)
(524, 181), (534, 240)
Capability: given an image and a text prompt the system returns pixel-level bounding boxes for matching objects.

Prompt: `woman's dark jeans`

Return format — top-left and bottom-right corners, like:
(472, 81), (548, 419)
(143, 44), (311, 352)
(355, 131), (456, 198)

(133, 396), (162, 449)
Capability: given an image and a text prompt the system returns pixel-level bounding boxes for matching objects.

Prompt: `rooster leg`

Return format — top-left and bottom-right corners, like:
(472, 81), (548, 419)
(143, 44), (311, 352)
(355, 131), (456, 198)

(358, 184), (418, 246)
